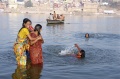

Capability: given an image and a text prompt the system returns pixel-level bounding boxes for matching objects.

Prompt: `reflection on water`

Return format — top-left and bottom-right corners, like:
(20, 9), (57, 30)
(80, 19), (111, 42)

(12, 66), (27, 79)
(46, 24), (64, 33)
(12, 60), (43, 79)
(27, 64), (43, 79)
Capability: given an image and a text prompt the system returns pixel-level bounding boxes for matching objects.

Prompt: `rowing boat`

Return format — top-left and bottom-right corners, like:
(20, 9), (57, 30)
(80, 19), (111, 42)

(46, 19), (64, 24)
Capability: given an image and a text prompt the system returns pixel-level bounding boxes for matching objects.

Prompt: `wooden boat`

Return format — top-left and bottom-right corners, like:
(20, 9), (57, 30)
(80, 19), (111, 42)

(47, 19), (64, 24)
(47, 23), (64, 26)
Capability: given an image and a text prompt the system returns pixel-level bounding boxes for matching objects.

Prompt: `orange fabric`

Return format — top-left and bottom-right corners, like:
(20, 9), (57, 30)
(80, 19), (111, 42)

(76, 54), (81, 59)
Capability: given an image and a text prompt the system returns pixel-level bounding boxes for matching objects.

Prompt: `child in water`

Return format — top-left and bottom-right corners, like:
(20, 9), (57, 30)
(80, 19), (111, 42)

(74, 44), (85, 58)
(62, 44), (85, 58)
(85, 33), (89, 38)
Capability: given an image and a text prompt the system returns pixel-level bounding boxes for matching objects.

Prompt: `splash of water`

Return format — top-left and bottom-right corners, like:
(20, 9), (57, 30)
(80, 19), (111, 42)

(59, 45), (77, 56)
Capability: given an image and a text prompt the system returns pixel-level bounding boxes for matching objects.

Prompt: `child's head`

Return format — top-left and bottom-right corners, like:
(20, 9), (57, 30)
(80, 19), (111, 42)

(85, 33), (89, 38)
(76, 50), (85, 58)
(80, 50), (85, 58)
(34, 24), (42, 35)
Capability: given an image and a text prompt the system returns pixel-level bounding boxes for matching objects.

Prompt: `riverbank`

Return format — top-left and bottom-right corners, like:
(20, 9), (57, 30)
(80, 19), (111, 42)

(2, 7), (120, 16)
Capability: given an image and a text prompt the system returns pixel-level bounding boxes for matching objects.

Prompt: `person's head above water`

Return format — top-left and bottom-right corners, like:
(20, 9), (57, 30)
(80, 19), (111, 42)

(76, 49), (85, 59)
(85, 33), (89, 38)
(34, 24), (42, 35)
(80, 50), (85, 58)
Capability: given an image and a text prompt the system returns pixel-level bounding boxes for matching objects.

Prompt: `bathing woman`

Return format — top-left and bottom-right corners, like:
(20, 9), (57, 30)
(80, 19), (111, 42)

(13, 18), (41, 65)
(29, 24), (44, 65)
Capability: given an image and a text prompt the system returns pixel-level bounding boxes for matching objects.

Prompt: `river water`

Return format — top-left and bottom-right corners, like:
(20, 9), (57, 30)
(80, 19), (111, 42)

(0, 13), (120, 79)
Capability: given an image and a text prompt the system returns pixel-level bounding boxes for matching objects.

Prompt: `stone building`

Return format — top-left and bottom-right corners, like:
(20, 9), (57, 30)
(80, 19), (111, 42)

(112, 0), (120, 2)
(8, 0), (17, 8)
(0, 2), (6, 9)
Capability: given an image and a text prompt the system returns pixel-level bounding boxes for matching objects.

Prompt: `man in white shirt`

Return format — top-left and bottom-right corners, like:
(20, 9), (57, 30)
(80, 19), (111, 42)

(48, 13), (53, 20)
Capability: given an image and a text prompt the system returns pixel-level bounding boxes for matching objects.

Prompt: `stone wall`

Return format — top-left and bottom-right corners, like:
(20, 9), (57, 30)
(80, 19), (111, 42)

(83, 3), (99, 13)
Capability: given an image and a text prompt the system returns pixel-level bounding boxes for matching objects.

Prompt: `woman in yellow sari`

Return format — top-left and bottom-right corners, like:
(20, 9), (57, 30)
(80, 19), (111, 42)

(14, 18), (41, 66)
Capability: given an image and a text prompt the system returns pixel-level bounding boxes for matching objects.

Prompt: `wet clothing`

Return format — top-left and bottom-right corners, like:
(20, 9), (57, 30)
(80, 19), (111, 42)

(13, 28), (30, 65)
(18, 28), (29, 39)
(29, 32), (43, 64)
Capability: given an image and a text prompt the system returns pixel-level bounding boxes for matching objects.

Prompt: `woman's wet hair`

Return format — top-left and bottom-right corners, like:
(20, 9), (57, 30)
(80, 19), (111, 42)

(18, 18), (31, 34)
(80, 50), (85, 58)
(85, 33), (89, 38)
(34, 24), (42, 35)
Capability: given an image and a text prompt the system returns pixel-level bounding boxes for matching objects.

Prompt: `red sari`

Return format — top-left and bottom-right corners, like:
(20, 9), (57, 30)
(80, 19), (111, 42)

(29, 33), (43, 64)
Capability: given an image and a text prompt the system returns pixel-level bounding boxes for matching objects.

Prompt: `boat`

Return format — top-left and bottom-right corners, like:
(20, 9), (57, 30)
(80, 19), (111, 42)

(47, 23), (64, 26)
(104, 10), (115, 14)
(46, 19), (64, 24)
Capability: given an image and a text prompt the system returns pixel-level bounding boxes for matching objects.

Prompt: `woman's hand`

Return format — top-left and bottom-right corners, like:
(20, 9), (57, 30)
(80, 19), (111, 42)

(37, 36), (42, 40)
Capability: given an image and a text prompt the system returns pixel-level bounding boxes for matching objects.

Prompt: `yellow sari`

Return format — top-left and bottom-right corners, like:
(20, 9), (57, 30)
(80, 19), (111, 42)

(13, 28), (30, 65)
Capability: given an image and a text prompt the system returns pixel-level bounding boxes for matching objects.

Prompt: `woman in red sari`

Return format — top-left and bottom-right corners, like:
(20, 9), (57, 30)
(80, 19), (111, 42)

(29, 24), (44, 65)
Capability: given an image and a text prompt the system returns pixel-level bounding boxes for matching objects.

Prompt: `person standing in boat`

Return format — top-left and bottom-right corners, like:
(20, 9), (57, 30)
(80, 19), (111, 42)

(60, 14), (65, 21)
(29, 24), (44, 65)
(53, 11), (57, 20)
(57, 14), (60, 19)
(13, 18), (42, 66)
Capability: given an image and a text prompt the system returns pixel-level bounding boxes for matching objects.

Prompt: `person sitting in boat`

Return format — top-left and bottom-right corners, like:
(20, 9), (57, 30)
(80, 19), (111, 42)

(74, 44), (85, 58)
(53, 11), (57, 20)
(60, 14), (65, 21)
(57, 14), (60, 19)
(48, 13), (53, 20)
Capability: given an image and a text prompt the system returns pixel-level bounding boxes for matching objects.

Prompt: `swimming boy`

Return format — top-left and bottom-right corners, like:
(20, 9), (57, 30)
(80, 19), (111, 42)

(74, 44), (85, 58)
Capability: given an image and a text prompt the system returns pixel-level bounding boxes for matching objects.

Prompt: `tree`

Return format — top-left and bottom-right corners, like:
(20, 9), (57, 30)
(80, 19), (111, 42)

(24, 0), (33, 7)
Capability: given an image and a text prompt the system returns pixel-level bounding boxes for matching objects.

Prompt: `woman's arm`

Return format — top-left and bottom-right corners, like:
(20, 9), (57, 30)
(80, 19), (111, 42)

(30, 36), (43, 45)
(30, 39), (39, 45)
(41, 36), (44, 43)
(27, 34), (38, 41)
